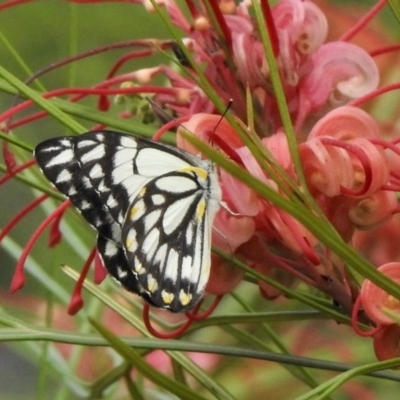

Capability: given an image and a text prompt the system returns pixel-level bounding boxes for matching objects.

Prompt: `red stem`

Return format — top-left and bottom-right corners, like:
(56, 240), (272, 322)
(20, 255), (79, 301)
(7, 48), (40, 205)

(10, 200), (71, 293)
(0, 159), (36, 186)
(0, 0), (33, 11)
(260, 0), (280, 57)
(68, 246), (97, 315)
(351, 295), (383, 337)
(185, 295), (222, 320)
(0, 194), (49, 246)
(207, 0), (233, 53)
(152, 115), (191, 141)
(350, 82), (400, 107)
(142, 304), (195, 339)
(340, 0), (387, 42)
(106, 50), (154, 79)
(0, 86), (184, 124)
(93, 251), (108, 284)
(370, 43), (400, 57)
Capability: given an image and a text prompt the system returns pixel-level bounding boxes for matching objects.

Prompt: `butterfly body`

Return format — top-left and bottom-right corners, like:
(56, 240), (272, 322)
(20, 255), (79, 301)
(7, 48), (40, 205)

(35, 131), (221, 312)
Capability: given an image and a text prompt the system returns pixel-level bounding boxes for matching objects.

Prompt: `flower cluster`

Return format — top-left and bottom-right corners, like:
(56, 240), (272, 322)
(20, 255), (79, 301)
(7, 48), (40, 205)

(140, 0), (400, 350)
(145, 0), (398, 323)
(2, 0), (400, 356)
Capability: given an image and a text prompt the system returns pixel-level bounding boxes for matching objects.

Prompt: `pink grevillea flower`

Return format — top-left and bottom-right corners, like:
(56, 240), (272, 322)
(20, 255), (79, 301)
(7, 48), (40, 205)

(273, 0), (328, 55)
(177, 113), (244, 154)
(179, 112), (321, 299)
(297, 42), (379, 120)
(102, 0), (379, 133)
(300, 106), (396, 236)
(205, 254), (245, 296)
(176, 89), (400, 309)
(177, 114), (255, 296)
(353, 214), (400, 267)
(272, 0), (328, 86)
(373, 324), (400, 363)
(360, 263), (400, 326)
(348, 190), (397, 230)
(1, 0), (375, 137)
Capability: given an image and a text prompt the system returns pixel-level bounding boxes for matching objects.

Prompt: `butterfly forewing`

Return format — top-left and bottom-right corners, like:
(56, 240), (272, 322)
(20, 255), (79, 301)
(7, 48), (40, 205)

(96, 235), (162, 308)
(34, 130), (221, 312)
(96, 235), (140, 291)
(66, 132), (189, 225)
(34, 136), (122, 243)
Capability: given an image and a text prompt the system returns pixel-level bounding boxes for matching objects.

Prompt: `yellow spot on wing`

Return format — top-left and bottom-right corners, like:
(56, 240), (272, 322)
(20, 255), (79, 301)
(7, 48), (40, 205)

(161, 290), (174, 305)
(125, 237), (135, 250)
(134, 260), (144, 274)
(139, 186), (147, 196)
(147, 275), (158, 293)
(130, 205), (141, 220)
(196, 199), (206, 221)
(180, 166), (208, 180)
(179, 290), (192, 306)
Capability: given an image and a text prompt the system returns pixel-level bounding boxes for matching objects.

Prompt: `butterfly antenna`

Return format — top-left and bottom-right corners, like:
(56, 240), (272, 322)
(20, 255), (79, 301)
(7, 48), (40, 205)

(145, 97), (175, 124)
(213, 99), (233, 132)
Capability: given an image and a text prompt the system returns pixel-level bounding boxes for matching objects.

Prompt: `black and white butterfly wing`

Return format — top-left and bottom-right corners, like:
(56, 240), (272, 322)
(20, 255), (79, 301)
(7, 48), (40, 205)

(35, 131), (203, 226)
(121, 168), (216, 311)
(34, 135), (122, 243)
(96, 235), (158, 307)
(34, 130), (221, 312)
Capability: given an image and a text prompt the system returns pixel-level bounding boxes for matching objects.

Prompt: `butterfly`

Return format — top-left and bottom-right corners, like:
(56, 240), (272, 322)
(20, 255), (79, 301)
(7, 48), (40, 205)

(34, 130), (221, 312)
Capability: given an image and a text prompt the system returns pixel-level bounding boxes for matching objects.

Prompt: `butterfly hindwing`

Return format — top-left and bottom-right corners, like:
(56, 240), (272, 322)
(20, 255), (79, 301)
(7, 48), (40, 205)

(34, 130), (221, 312)
(96, 235), (162, 307)
(121, 169), (213, 311)
(96, 235), (140, 291)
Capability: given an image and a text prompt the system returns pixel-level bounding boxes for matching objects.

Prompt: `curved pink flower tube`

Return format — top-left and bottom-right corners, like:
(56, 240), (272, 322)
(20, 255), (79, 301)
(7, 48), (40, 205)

(299, 42), (379, 114)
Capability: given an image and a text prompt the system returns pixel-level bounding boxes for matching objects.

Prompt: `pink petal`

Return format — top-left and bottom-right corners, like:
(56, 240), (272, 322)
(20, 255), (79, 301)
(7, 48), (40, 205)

(299, 42), (379, 112)
(309, 106), (380, 140)
(360, 262), (400, 325)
